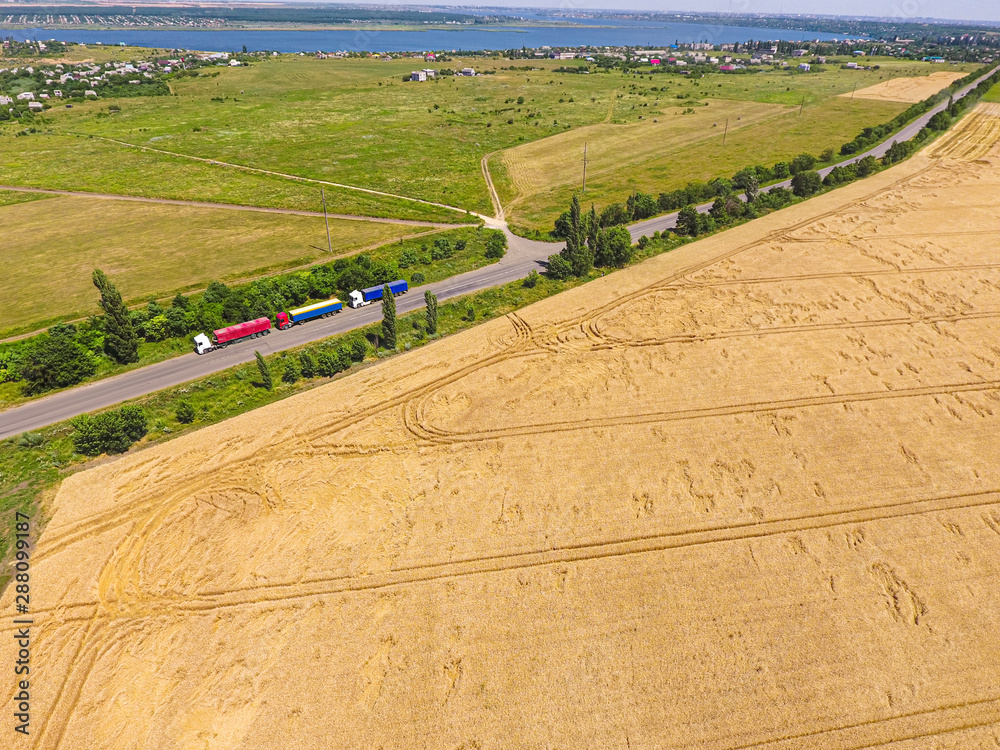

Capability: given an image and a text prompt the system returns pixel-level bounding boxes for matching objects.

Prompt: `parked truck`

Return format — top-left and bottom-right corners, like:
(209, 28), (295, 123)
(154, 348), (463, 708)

(193, 317), (271, 354)
(348, 279), (408, 308)
(276, 298), (343, 329)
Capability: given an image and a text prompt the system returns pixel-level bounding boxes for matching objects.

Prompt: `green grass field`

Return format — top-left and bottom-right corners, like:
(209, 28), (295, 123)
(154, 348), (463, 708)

(981, 82), (1000, 103)
(0, 195), (445, 334)
(500, 59), (976, 228)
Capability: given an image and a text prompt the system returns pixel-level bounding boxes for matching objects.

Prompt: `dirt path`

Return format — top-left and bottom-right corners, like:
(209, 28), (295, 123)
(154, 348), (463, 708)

(0, 184), (468, 227)
(75, 133), (487, 218)
(480, 152), (505, 222)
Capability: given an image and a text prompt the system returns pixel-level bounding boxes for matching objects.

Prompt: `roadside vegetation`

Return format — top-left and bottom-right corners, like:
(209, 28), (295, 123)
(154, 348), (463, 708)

(0, 226), (503, 406)
(0, 194), (451, 334)
(543, 63), (1000, 261)
(0, 67), (992, 591)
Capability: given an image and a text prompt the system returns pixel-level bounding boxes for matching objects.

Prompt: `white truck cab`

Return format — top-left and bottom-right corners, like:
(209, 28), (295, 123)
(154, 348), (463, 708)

(193, 333), (214, 355)
(348, 290), (370, 308)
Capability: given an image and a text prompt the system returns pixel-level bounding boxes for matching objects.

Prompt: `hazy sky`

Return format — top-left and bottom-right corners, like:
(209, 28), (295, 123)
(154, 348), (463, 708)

(428, 1), (1000, 24)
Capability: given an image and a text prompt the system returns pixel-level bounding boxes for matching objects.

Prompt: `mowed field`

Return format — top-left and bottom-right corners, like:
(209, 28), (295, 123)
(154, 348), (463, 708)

(498, 61), (971, 228)
(0, 56), (974, 226)
(843, 70), (967, 102)
(0, 192), (439, 331)
(6, 104), (1000, 749)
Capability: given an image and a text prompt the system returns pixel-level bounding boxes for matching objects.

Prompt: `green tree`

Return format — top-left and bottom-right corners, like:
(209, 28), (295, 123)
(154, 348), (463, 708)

(546, 253), (573, 279)
(20, 325), (97, 394)
(676, 204), (700, 236)
(523, 269), (540, 288)
(255, 350), (273, 390)
(791, 170), (823, 197)
(424, 291), (438, 334)
(595, 226), (633, 267)
(381, 284), (397, 349)
(92, 269), (140, 364)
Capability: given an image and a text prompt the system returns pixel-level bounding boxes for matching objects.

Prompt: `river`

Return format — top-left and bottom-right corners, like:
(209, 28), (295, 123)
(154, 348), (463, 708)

(5, 17), (851, 54)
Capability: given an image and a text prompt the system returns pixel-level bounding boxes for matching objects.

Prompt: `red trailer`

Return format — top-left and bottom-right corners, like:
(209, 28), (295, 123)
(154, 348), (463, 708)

(194, 317), (271, 354)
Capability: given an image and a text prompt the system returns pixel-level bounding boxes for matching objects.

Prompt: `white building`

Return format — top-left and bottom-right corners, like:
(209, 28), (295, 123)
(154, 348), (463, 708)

(0, 95), (12, 105)
(411, 70), (427, 81)
(16, 92), (34, 100)
(85, 90), (97, 97)
(798, 63), (811, 71)
(28, 101), (43, 111)
(461, 67), (475, 76)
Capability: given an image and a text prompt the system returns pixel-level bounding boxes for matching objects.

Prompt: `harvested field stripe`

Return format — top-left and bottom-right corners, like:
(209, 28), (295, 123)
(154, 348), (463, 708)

(726, 696), (1000, 750)
(12, 488), (999, 626)
(687, 263), (1000, 287)
(588, 310), (1000, 350)
(406, 378), (1000, 444)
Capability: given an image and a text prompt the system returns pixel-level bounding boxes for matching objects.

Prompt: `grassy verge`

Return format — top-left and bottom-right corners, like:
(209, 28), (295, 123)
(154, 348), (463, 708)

(0, 225), (494, 409)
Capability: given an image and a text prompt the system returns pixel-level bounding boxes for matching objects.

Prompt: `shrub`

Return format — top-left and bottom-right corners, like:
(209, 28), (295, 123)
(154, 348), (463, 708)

(176, 401), (196, 424)
(20, 325), (97, 395)
(546, 254), (574, 279)
(72, 405), (148, 456)
(282, 359), (301, 384)
(523, 269), (540, 288)
(485, 229), (507, 259)
(411, 272), (426, 284)
(299, 350), (316, 378)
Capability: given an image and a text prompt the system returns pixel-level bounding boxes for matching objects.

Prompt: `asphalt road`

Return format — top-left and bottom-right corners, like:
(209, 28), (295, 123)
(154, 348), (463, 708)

(0, 230), (557, 438)
(629, 64), (1000, 239)
(2, 64), (996, 438)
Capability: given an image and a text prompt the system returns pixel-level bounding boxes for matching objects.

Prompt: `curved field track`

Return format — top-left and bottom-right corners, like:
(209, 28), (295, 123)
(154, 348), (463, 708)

(6, 115), (1000, 749)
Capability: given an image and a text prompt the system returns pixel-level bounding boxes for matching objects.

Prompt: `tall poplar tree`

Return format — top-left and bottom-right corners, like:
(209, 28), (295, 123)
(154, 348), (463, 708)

(382, 285), (397, 350)
(92, 269), (140, 364)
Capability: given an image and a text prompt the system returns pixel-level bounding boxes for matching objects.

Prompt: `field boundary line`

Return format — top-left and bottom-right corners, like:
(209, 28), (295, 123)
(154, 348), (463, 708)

(66, 132), (486, 218)
(0, 183), (467, 227)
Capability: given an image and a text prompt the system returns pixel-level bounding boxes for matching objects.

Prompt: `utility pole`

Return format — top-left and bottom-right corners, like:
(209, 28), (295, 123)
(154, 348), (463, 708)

(722, 117), (729, 145)
(851, 82), (858, 100)
(321, 187), (332, 253)
(582, 142), (589, 192)
(799, 95), (805, 116)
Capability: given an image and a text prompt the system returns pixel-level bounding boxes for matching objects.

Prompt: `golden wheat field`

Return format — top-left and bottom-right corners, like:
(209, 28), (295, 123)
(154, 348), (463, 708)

(5, 106), (1000, 749)
(843, 70), (966, 103)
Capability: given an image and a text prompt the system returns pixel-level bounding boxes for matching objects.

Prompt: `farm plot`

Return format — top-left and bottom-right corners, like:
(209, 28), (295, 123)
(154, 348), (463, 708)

(842, 70), (967, 103)
(4, 109), (1000, 749)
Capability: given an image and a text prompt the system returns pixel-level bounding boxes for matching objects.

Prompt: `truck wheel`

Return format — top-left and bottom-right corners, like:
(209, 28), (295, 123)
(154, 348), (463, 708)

(263, 329), (270, 335)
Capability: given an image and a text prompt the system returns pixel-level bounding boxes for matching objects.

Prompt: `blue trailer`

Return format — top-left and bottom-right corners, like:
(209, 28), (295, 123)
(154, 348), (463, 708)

(349, 279), (408, 308)
(276, 298), (343, 329)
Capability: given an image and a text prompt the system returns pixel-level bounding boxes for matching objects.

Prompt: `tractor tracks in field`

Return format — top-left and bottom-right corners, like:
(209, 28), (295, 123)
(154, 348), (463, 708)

(12, 487), (1000, 628)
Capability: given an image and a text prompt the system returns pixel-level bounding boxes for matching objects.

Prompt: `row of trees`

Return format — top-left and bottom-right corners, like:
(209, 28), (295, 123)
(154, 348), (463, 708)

(1, 228), (506, 395)
(250, 287), (440, 392)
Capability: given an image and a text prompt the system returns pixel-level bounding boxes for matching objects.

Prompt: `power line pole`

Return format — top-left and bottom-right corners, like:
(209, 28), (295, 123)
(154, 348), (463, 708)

(582, 142), (589, 192)
(851, 82), (858, 100)
(321, 187), (332, 253)
(799, 95), (805, 116)
(722, 117), (729, 145)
